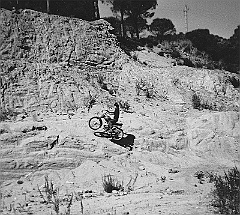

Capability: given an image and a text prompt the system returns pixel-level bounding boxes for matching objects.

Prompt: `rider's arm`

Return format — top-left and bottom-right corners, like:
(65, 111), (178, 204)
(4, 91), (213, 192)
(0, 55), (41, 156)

(106, 110), (114, 114)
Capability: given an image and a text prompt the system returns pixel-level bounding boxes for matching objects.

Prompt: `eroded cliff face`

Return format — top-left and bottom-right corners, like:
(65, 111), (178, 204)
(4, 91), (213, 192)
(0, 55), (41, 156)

(1, 8), (240, 116)
(187, 111), (240, 160)
(0, 8), (127, 114)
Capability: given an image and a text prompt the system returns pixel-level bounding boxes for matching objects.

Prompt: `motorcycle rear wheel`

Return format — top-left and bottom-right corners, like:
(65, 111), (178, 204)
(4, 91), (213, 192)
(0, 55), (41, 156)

(111, 126), (124, 141)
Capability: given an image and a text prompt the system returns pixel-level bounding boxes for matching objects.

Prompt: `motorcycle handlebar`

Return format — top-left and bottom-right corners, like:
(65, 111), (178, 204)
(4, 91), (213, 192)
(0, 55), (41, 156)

(100, 111), (108, 118)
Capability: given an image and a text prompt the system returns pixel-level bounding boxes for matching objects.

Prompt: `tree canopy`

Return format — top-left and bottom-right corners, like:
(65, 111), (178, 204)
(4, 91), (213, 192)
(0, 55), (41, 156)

(103, 16), (121, 36)
(125, 0), (157, 38)
(150, 18), (176, 36)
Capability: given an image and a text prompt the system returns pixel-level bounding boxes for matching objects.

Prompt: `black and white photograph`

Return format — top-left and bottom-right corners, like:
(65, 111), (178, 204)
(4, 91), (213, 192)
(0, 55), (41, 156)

(0, 0), (239, 214)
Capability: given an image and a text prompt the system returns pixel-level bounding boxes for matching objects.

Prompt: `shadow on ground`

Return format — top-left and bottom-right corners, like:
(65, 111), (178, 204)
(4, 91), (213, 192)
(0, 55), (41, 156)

(94, 132), (135, 150)
(111, 134), (135, 150)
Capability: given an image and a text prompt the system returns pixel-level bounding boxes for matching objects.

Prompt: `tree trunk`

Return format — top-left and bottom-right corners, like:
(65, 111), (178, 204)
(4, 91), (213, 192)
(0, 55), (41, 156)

(46, 0), (50, 13)
(94, 0), (100, 19)
(16, 0), (19, 10)
(134, 16), (139, 39)
(120, 7), (125, 38)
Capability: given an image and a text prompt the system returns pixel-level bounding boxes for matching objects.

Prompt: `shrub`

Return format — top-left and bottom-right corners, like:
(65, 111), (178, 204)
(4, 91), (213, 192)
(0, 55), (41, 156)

(146, 42), (154, 49)
(0, 109), (20, 122)
(132, 54), (138, 61)
(119, 100), (131, 112)
(192, 93), (201, 110)
(37, 175), (74, 215)
(176, 39), (193, 53)
(83, 91), (97, 112)
(171, 50), (181, 58)
(192, 92), (220, 111)
(182, 57), (194, 67)
(135, 78), (156, 99)
(210, 167), (240, 214)
(37, 175), (60, 213)
(228, 76), (240, 88)
(145, 88), (155, 98)
(159, 39), (220, 70)
(97, 74), (108, 91)
(102, 174), (123, 193)
(0, 110), (9, 122)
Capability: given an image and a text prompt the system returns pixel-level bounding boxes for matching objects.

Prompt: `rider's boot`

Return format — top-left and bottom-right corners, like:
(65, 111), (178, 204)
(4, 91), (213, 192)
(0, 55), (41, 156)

(107, 122), (113, 133)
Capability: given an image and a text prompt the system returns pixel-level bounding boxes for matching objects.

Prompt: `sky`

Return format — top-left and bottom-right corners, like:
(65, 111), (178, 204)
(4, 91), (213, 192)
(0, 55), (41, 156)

(99, 0), (240, 39)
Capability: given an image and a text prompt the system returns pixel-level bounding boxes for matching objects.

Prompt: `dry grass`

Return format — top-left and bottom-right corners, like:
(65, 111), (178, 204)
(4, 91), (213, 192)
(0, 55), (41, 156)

(102, 174), (124, 193)
(37, 175), (74, 215)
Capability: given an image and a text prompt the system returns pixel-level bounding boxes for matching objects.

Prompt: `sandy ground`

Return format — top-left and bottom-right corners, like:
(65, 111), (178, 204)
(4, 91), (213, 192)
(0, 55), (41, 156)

(1, 98), (239, 215)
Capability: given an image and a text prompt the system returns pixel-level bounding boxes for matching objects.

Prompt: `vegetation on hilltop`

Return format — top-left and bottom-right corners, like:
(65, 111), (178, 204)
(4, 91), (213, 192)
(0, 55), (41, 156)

(101, 0), (157, 38)
(1, 0), (238, 73)
(104, 15), (239, 73)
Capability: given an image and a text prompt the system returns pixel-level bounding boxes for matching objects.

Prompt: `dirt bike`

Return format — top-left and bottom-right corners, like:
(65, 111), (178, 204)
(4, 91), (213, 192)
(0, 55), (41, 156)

(88, 111), (124, 141)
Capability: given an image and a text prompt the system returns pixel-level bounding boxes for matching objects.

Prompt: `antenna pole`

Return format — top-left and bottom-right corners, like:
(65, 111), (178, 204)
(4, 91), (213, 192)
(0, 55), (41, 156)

(184, 5), (189, 33)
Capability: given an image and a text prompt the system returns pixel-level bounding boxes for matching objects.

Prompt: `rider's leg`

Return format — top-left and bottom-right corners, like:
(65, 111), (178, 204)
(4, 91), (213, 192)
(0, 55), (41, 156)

(108, 119), (116, 132)
(108, 120), (112, 130)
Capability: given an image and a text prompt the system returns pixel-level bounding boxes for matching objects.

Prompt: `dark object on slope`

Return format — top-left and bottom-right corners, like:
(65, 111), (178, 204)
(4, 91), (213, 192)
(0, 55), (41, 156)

(48, 135), (59, 150)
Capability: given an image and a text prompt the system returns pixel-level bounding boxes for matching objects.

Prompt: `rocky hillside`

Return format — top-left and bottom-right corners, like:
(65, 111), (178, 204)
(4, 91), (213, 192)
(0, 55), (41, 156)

(0, 8), (127, 116)
(1, 8), (240, 117)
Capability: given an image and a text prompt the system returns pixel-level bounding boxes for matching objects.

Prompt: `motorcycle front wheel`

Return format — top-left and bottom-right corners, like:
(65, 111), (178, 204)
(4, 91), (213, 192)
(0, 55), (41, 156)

(89, 117), (102, 130)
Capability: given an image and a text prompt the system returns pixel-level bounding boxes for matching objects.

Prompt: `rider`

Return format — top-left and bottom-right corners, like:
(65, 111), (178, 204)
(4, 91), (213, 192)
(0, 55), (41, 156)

(106, 102), (120, 131)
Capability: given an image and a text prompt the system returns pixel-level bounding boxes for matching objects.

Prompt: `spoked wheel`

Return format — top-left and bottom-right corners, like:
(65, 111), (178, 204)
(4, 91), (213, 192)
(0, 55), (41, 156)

(89, 117), (102, 130)
(111, 126), (124, 141)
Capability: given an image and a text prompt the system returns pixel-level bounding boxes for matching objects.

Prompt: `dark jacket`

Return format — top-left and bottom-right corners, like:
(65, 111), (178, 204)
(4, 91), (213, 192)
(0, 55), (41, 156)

(113, 105), (119, 121)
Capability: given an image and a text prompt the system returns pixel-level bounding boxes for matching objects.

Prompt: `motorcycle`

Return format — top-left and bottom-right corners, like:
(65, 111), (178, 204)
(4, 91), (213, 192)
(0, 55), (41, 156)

(88, 111), (124, 141)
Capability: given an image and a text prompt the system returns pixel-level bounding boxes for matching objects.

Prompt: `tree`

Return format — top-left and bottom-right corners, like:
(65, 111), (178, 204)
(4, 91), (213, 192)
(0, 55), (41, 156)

(101, 0), (129, 37)
(102, 0), (157, 38)
(111, 0), (129, 37)
(94, 0), (100, 19)
(103, 16), (121, 36)
(229, 25), (239, 46)
(46, 0), (49, 13)
(150, 18), (176, 36)
(125, 16), (148, 37)
(125, 0), (157, 39)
